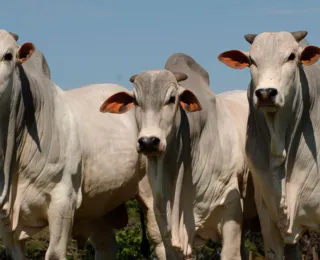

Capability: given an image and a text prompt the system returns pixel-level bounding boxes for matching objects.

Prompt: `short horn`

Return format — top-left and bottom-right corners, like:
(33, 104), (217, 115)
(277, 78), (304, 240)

(173, 72), (188, 82)
(291, 31), (308, 42)
(129, 74), (138, 83)
(9, 32), (19, 41)
(244, 34), (257, 44)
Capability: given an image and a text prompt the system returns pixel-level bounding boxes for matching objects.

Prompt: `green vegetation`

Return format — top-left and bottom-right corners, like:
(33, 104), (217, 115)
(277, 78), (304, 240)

(0, 199), (319, 259)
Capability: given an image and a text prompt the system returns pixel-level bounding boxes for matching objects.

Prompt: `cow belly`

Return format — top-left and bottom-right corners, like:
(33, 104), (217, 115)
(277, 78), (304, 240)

(75, 159), (139, 218)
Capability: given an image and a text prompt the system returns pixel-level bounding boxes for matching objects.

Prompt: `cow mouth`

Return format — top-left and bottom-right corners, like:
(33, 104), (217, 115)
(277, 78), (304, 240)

(141, 151), (162, 157)
(256, 101), (280, 112)
(136, 147), (164, 157)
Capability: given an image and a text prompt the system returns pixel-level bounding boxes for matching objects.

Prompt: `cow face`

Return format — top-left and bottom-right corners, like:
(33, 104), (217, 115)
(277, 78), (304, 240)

(218, 31), (320, 113)
(100, 70), (202, 156)
(0, 30), (35, 101)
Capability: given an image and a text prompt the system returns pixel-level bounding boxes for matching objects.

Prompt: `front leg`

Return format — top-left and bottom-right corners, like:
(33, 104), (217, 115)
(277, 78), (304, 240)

(255, 191), (284, 260)
(0, 220), (26, 259)
(220, 190), (242, 260)
(45, 184), (77, 260)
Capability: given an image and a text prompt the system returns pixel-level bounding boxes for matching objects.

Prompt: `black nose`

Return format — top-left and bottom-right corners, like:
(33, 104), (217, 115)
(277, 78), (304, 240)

(255, 88), (278, 101)
(138, 136), (160, 153)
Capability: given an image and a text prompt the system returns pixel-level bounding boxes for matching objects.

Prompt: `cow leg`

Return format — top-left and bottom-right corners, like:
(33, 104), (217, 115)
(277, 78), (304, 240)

(136, 192), (182, 260)
(255, 194), (284, 260)
(220, 193), (242, 260)
(0, 222), (25, 259)
(1, 235), (25, 260)
(5, 240), (26, 260)
(45, 188), (77, 260)
(89, 219), (118, 260)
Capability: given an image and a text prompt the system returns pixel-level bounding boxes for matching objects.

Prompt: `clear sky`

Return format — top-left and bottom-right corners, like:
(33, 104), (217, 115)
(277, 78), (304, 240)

(2, 0), (319, 93)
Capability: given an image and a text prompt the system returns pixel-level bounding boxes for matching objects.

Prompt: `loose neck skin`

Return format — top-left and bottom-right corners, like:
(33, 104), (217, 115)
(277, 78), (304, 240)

(146, 107), (191, 252)
(247, 64), (311, 235)
(0, 63), (55, 218)
(251, 66), (304, 170)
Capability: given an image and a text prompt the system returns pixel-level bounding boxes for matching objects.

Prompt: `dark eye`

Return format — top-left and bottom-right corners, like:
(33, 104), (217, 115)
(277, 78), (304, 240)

(168, 96), (176, 104)
(287, 53), (295, 61)
(4, 53), (12, 61)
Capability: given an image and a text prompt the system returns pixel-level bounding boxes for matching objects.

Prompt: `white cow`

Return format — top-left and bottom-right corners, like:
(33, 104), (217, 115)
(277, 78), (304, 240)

(0, 29), (153, 260)
(100, 53), (256, 260)
(218, 31), (320, 259)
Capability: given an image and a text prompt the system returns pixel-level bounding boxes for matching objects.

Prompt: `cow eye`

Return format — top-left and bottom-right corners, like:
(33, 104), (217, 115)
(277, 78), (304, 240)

(3, 53), (13, 61)
(168, 96), (176, 104)
(287, 53), (295, 61)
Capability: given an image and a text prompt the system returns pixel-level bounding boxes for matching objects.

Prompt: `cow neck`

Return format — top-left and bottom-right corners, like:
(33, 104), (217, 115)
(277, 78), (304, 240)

(0, 66), (24, 217)
(283, 65), (319, 240)
(249, 66), (308, 239)
(0, 63), (55, 221)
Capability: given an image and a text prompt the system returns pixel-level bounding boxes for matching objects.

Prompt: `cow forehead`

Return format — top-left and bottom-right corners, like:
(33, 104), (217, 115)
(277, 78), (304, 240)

(0, 30), (19, 50)
(134, 70), (177, 95)
(250, 32), (299, 58)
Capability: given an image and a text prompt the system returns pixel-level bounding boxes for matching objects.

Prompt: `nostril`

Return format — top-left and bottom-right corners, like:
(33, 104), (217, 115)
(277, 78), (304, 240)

(138, 137), (147, 147)
(255, 89), (263, 99)
(267, 88), (278, 98)
(151, 137), (160, 146)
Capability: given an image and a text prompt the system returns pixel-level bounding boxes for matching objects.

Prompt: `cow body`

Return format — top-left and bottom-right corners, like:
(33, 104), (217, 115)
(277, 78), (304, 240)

(0, 29), (145, 260)
(101, 53), (253, 259)
(218, 31), (320, 259)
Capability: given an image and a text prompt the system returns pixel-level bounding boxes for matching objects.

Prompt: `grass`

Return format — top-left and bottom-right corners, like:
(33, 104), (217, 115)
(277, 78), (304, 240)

(0, 199), (319, 259)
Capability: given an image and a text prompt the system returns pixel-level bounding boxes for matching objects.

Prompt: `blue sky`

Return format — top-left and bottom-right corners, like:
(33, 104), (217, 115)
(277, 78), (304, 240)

(2, 0), (319, 93)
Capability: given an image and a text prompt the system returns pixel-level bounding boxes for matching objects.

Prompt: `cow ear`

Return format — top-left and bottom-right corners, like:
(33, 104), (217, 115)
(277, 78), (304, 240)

(218, 50), (250, 69)
(300, 46), (320, 66)
(100, 92), (134, 114)
(18, 42), (35, 63)
(179, 89), (202, 112)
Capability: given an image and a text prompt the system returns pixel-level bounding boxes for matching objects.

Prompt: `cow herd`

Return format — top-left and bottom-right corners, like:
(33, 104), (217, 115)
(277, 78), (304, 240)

(0, 28), (319, 260)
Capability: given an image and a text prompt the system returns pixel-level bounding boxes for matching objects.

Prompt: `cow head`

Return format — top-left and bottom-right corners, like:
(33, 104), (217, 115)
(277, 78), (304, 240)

(100, 70), (202, 156)
(217, 31), (320, 113)
(0, 30), (35, 101)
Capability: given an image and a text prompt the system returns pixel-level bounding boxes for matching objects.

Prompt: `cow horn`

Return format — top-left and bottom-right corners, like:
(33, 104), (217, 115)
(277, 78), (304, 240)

(129, 74), (138, 83)
(9, 32), (19, 41)
(244, 34), (257, 44)
(173, 72), (188, 82)
(291, 31), (308, 42)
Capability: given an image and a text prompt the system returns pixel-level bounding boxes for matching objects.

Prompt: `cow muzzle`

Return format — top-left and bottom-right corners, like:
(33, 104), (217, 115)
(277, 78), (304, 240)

(254, 88), (280, 112)
(137, 136), (164, 156)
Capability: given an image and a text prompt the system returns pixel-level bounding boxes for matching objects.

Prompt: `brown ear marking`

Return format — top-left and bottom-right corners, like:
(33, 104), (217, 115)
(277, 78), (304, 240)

(173, 72), (188, 82)
(300, 46), (320, 66)
(179, 90), (202, 112)
(100, 92), (134, 114)
(218, 50), (250, 69)
(18, 42), (35, 63)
